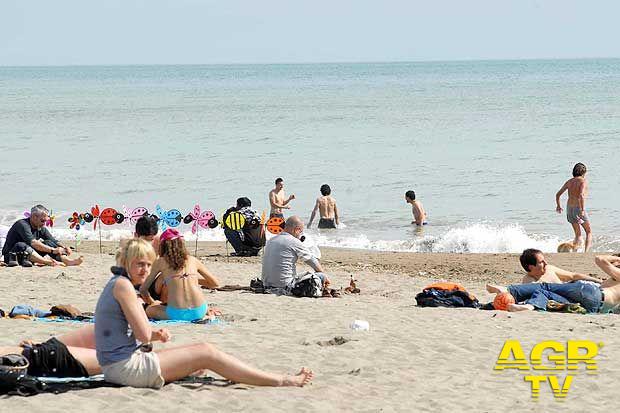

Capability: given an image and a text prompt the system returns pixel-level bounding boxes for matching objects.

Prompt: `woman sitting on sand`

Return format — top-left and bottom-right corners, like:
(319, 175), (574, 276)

(139, 228), (219, 321)
(95, 238), (313, 389)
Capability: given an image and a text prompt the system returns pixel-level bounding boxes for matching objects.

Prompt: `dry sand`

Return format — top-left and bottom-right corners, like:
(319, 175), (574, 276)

(1, 241), (618, 412)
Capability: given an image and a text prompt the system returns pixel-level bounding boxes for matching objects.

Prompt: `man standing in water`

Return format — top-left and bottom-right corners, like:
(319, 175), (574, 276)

(308, 184), (340, 229)
(269, 177), (295, 218)
(405, 190), (427, 226)
(555, 163), (592, 252)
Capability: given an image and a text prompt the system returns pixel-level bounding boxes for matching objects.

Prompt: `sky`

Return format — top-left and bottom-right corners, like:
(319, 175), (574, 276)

(1, 0), (619, 66)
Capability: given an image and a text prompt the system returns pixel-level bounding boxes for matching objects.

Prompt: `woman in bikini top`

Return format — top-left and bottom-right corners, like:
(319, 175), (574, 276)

(139, 229), (219, 321)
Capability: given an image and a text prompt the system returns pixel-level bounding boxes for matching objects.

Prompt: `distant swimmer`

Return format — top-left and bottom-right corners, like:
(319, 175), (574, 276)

(555, 162), (592, 252)
(308, 184), (340, 229)
(269, 177), (295, 218)
(405, 190), (427, 226)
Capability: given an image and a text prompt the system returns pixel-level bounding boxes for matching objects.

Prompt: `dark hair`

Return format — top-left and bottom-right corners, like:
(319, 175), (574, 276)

(520, 248), (542, 272)
(572, 163), (587, 177)
(236, 197), (251, 208)
(160, 237), (188, 271)
(320, 184), (331, 196)
(405, 190), (416, 200)
(275, 177), (283, 185)
(135, 215), (158, 237)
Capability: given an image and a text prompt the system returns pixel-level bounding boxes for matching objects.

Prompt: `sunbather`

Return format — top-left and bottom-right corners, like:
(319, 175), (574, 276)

(139, 229), (219, 321)
(487, 255), (620, 313)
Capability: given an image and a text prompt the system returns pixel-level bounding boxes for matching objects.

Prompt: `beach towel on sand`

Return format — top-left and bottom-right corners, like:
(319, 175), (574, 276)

(415, 283), (480, 308)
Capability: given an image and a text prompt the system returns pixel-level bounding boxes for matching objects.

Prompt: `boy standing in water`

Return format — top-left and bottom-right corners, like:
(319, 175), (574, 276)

(405, 190), (427, 226)
(308, 184), (340, 229)
(555, 162), (592, 252)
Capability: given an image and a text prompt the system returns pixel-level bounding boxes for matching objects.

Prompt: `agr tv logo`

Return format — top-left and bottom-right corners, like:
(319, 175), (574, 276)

(494, 340), (602, 401)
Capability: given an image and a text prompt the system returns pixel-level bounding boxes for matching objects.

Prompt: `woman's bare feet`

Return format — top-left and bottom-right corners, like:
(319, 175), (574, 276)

(281, 367), (314, 387)
(486, 284), (507, 294)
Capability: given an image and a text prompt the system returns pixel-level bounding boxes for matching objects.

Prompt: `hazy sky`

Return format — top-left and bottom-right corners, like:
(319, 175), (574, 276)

(1, 0), (619, 66)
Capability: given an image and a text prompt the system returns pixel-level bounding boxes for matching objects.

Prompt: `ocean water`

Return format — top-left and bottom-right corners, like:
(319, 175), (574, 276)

(1, 59), (619, 253)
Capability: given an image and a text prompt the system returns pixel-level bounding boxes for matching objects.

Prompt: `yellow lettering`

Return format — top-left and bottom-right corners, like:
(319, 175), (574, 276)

(524, 375), (547, 398)
(567, 341), (598, 371)
(495, 340), (529, 370)
(548, 375), (573, 399)
(531, 341), (565, 371)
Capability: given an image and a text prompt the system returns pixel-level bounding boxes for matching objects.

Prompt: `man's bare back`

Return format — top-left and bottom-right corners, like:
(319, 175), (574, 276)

(563, 176), (587, 207)
(317, 196), (337, 220)
(410, 200), (426, 226)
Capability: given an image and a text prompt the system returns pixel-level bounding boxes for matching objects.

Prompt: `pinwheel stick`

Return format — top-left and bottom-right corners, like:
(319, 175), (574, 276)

(98, 222), (102, 254)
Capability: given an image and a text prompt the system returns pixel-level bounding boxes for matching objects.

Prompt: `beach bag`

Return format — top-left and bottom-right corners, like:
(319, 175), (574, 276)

(291, 273), (323, 298)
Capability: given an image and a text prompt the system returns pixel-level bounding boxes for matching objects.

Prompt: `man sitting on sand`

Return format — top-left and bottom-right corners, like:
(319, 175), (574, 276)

(262, 216), (330, 291)
(2, 205), (83, 267)
(308, 184), (340, 229)
(519, 248), (602, 284)
(405, 190), (427, 226)
(487, 255), (620, 313)
(269, 177), (295, 218)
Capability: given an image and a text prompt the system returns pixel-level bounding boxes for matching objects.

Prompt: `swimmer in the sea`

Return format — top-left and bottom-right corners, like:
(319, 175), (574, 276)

(405, 190), (427, 226)
(308, 184), (340, 229)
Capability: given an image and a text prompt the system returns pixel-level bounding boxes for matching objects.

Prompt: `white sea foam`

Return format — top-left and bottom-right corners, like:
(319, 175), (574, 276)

(311, 223), (561, 253)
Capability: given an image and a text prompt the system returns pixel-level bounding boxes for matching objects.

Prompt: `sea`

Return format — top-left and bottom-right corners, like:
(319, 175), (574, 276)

(1, 59), (619, 253)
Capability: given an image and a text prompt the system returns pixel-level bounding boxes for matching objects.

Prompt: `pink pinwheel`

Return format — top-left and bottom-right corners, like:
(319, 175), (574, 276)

(188, 204), (216, 234)
(123, 206), (149, 225)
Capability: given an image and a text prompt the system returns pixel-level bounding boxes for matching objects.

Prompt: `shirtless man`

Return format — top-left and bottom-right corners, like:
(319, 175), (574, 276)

(269, 177), (295, 218)
(405, 190), (426, 226)
(519, 248), (602, 284)
(308, 184), (339, 229)
(555, 162), (592, 252)
(486, 255), (620, 313)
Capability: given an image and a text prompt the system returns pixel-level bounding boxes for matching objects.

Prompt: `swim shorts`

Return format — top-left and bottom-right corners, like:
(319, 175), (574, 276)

(165, 302), (208, 321)
(318, 218), (337, 229)
(566, 207), (588, 224)
(22, 337), (89, 378)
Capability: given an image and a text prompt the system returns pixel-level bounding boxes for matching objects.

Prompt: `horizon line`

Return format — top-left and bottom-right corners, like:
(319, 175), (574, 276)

(1, 56), (620, 69)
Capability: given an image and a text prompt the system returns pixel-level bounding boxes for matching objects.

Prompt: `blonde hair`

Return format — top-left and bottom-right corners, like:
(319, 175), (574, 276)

(119, 238), (156, 269)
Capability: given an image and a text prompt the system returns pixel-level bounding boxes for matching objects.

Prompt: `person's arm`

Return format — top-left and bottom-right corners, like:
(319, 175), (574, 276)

(308, 199), (319, 227)
(578, 180), (586, 217)
(334, 201), (340, 226)
(41, 227), (70, 254)
(31, 239), (62, 256)
(269, 192), (290, 209)
(294, 242), (324, 273)
(555, 182), (568, 213)
(412, 204), (423, 225)
(113, 277), (154, 343)
(283, 194), (295, 206)
(139, 263), (161, 306)
(554, 266), (602, 283)
(195, 257), (220, 288)
(595, 256), (620, 281)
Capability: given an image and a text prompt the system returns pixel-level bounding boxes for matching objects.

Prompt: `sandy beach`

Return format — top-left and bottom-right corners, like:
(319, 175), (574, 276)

(1, 242), (618, 412)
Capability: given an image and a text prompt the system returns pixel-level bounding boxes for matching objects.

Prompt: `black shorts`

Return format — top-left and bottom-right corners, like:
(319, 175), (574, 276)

(22, 337), (89, 378)
(318, 218), (337, 229)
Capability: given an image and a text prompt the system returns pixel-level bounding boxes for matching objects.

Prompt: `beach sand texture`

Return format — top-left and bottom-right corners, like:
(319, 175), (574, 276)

(1, 242), (617, 412)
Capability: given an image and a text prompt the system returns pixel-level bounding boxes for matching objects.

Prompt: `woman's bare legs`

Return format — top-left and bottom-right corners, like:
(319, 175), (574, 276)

(156, 343), (313, 387)
(56, 325), (97, 348)
(146, 304), (169, 320)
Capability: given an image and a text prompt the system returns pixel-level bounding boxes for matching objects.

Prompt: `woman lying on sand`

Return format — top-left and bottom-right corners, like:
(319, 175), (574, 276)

(97, 238), (313, 389)
(139, 228), (219, 321)
(487, 255), (620, 313)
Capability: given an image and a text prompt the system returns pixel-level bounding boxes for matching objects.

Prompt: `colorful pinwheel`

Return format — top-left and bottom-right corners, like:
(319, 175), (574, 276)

(155, 205), (182, 231)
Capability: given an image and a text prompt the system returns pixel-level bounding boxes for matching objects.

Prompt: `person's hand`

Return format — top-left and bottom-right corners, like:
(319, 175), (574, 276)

(153, 328), (171, 343)
(556, 206), (563, 214)
(62, 246), (71, 255)
(19, 340), (34, 347)
(284, 205), (291, 209)
(579, 210), (585, 218)
(289, 194), (296, 201)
